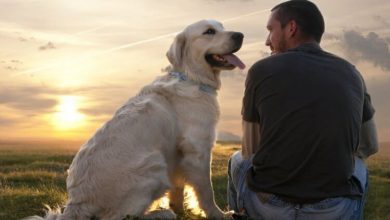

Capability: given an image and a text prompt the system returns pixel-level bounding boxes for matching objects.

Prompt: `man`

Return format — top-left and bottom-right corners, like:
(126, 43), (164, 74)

(227, 0), (379, 219)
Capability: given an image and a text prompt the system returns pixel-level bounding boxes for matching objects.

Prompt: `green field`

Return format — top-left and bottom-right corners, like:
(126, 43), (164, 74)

(0, 142), (389, 220)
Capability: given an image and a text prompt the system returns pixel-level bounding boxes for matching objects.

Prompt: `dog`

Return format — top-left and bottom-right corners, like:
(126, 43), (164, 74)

(26, 19), (245, 220)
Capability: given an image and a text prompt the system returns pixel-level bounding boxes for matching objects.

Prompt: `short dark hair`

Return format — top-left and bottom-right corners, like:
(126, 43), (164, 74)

(272, 0), (325, 43)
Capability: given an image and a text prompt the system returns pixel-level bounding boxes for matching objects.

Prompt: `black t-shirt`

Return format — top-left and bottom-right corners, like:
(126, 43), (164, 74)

(242, 43), (375, 199)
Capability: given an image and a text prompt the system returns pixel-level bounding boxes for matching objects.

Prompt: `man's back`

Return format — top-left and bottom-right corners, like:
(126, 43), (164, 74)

(242, 43), (371, 199)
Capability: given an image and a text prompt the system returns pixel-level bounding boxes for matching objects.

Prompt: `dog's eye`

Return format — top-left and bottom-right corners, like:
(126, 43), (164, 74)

(203, 28), (216, 35)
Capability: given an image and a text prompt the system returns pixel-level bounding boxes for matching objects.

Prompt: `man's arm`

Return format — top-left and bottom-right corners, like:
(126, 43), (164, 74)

(357, 118), (379, 159)
(242, 120), (260, 159)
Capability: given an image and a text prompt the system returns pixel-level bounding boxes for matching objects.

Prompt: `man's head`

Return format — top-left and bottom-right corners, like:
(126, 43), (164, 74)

(265, 0), (324, 54)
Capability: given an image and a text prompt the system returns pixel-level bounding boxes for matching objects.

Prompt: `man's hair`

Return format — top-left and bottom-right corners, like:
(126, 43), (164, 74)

(272, 0), (325, 43)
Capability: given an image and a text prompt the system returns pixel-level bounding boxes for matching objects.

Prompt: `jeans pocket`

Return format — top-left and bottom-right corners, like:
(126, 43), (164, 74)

(307, 197), (345, 210)
(266, 195), (292, 207)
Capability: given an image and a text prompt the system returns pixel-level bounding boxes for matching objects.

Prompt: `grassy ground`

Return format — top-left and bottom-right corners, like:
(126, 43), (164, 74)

(363, 143), (390, 220)
(0, 142), (389, 220)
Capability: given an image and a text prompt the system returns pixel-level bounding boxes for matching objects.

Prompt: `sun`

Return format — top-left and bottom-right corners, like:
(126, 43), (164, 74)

(52, 96), (85, 130)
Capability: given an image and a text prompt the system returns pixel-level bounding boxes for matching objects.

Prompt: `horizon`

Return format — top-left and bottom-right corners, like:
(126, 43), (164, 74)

(1, 0), (390, 143)
(1, 139), (390, 152)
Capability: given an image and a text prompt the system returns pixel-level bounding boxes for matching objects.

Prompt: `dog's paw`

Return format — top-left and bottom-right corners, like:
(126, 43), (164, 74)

(223, 211), (235, 220)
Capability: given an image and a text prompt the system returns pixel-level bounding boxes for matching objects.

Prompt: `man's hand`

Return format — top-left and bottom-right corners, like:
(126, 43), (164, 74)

(242, 120), (260, 159)
(357, 118), (379, 159)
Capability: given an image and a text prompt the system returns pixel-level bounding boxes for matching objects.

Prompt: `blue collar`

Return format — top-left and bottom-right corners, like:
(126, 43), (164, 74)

(169, 72), (217, 95)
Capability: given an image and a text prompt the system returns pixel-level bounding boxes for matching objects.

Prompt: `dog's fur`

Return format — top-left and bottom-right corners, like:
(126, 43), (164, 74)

(26, 19), (243, 220)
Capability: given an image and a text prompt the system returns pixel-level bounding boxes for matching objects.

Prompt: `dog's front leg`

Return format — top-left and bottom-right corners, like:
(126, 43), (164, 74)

(180, 148), (226, 219)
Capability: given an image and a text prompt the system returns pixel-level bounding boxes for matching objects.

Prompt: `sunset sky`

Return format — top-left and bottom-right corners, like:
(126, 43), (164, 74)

(1, 0), (390, 143)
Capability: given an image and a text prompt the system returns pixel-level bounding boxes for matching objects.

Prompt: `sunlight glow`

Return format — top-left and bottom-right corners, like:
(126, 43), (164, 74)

(184, 185), (206, 217)
(52, 96), (85, 130)
(148, 185), (206, 217)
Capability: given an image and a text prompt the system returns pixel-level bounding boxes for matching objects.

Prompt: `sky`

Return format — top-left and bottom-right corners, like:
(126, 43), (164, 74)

(1, 0), (390, 143)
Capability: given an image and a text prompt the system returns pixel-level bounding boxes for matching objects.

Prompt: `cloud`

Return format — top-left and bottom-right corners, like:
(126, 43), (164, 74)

(2, 59), (23, 71)
(4, 66), (18, 71)
(373, 15), (390, 28)
(0, 83), (133, 132)
(366, 78), (390, 134)
(18, 37), (28, 42)
(18, 36), (35, 42)
(0, 116), (19, 126)
(76, 83), (138, 118)
(10, 59), (22, 64)
(0, 85), (58, 112)
(38, 41), (56, 50)
(343, 30), (390, 71)
(323, 32), (341, 41)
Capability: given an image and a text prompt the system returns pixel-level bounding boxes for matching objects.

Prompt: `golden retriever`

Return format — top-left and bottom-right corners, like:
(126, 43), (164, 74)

(26, 19), (244, 220)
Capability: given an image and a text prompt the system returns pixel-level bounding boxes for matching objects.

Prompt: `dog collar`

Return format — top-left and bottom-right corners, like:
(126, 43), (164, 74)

(169, 72), (217, 95)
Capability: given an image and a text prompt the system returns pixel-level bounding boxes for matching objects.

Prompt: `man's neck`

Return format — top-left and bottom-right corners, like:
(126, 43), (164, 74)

(287, 38), (318, 50)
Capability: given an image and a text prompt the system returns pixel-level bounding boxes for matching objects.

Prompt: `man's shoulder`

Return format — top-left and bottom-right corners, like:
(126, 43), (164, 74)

(251, 49), (354, 71)
(321, 50), (355, 67)
(248, 52), (297, 76)
(246, 54), (288, 84)
(249, 54), (281, 73)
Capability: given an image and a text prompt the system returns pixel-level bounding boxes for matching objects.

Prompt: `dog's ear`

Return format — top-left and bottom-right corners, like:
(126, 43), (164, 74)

(166, 32), (186, 70)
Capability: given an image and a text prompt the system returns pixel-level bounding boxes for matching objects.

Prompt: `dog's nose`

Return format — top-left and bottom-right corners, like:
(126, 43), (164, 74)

(231, 32), (244, 42)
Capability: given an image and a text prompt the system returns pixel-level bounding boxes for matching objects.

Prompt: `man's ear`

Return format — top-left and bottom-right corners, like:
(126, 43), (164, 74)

(286, 20), (298, 38)
(166, 32), (186, 69)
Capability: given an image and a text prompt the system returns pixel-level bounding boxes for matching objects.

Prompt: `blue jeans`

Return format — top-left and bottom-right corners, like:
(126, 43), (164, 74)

(227, 151), (368, 220)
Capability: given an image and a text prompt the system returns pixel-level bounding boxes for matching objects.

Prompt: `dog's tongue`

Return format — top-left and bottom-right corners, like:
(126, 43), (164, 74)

(223, 54), (246, 69)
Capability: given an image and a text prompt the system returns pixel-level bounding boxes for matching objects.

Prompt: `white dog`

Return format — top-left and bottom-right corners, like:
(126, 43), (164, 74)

(26, 19), (245, 220)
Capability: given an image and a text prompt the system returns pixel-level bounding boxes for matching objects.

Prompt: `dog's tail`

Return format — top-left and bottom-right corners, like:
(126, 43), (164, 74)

(23, 204), (82, 220)
(22, 205), (61, 220)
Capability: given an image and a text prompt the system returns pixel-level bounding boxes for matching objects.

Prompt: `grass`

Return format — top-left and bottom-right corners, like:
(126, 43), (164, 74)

(364, 144), (390, 220)
(0, 142), (389, 220)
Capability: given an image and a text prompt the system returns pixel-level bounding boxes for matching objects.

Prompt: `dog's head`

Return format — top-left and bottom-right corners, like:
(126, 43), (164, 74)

(167, 20), (245, 88)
